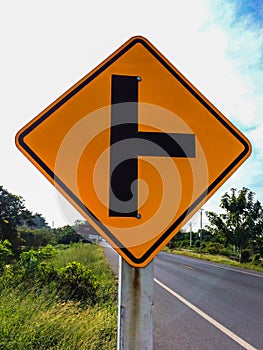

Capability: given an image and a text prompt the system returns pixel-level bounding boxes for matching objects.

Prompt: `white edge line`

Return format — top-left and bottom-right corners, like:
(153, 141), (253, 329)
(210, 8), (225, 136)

(154, 278), (257, 350)
(162, 253), (263, 278)
(208, 263), (263, 278)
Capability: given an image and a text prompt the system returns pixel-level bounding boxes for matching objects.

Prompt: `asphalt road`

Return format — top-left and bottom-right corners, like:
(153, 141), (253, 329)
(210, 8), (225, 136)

(102, 245), (263, 350)
(154, 252), (263, 350)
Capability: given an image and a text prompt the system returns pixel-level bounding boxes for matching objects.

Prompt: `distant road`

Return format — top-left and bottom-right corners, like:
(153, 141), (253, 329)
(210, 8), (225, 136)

(103, 246), (263, 350)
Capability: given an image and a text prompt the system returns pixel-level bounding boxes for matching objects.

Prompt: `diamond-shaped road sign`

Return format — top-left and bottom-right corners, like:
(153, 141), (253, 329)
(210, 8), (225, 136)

(16, 36), (251, 267)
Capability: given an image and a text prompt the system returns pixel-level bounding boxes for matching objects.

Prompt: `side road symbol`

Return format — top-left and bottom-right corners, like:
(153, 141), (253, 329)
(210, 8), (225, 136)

(109, 75), (196, 217)
(15, 36), (251, 267)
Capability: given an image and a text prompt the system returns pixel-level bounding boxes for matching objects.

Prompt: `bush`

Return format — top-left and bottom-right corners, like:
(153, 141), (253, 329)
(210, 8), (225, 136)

(253, 253), (261, 265)
(220, 248), (232, 257)
(58, 261), (99, 304)
(20, 245), (57, 267)
(201, 242), (207, 250)
(37, 261), (58, 284)
(0, 244), (118, 349)
(17, 245), (58, 284)
(0, 239), (13, 273)
(180, 240), (190, 248)
(38, 244), (57, 260)
(204, 242), (224, 255)
(240, 249), (251, 263)
(2, 243), (116, 306)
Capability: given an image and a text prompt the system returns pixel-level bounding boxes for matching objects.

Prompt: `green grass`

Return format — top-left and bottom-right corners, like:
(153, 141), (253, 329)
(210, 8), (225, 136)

(51, 244), (102, 269)
(163, 247), (263, 272)
(50, 243), (117, 304)
(0, 244), (118, 350)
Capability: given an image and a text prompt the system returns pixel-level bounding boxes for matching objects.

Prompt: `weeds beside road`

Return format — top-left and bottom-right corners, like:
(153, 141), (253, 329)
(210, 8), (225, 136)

(0, 243), (117, 350)
(163, 247), (263, 273)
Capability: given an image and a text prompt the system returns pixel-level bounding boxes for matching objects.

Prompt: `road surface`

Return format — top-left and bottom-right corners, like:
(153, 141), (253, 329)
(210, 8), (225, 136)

(102, 244), (263, 349)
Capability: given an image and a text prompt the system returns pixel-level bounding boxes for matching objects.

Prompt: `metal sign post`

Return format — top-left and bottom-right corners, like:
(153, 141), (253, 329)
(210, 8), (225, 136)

(117, 256), (154, 350)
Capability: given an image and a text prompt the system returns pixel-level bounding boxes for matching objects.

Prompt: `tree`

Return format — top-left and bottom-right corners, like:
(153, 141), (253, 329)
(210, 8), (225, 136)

(18, 209), (37, 227)
(31, 213), (49, 229)
(0, 186), (51, 252)
(19, 226), (57, 249)
(251, 229), (263, 257)
(250, 214), (263, 257)
(206, 187), (263, 262)
(0, 186), (26, 251)
(167, 230), (185, 249)
(55, 225), (81, 244)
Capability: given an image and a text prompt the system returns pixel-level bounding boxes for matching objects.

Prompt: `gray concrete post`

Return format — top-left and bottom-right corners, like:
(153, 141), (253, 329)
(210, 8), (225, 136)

(117, 256), (154, 350)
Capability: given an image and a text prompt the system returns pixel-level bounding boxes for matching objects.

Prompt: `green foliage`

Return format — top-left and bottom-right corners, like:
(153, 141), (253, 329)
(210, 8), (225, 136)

(197, 229), (214, 242)
(0, 185), (51, 254)
(0, 186), (31, 253)
(58, 261), (98, 304)
(54, 225), (81, 244)
(19, 226), (57, 249)
(252, 253), (262, 266)
(240, 249), (251, 263)
(31, 213), (49, 228)
(0, 239), (13, 273)
(0, 185), (93, 254)
(4, 243), (116, 307)
(11, 245), (58, 290)
(251, 229), (263, 257)
(169, 248), (263, 271)
(204, 242), (224, 255)
(38, 244), (58, 260)
(50, 244), (117, 305)
(0, 290), (117, 350)
(195, 239), (200, 248)
(166, 187), (263, 266)
(206, 187), (263, 262)
(168, 230), (199, 249)
(201, 242), (206, 250)
(0, 244), (117, 349)
(20, 244), (57, 266)
(220, 247), (238, 260)
(0, 185), (25, 228)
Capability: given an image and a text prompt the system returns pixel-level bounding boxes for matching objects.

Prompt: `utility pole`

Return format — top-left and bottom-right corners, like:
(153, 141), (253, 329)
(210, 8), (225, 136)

(200, 208), (203, 254)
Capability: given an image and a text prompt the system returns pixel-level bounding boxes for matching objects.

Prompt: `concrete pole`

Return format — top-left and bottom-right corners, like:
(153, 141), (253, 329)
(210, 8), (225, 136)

(117, 256), (154, 350)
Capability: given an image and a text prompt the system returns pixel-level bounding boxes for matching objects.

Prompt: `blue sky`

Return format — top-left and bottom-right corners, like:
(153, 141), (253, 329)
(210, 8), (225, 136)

(219, 0), (263, 192)
(231, 0), (263, 25)
(1, 0), (262, 229)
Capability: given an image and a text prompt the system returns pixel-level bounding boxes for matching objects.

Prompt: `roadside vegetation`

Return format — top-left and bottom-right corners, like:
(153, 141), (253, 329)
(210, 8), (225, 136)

(0, 185), (97, 256)
(166, 187), (263, 272)
(163, 246), (263, 272)
(0, 243), (117, 349)
(0, 185), (117, 349)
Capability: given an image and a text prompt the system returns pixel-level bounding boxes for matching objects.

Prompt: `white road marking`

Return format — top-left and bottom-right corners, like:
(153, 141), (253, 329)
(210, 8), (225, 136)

(162, 253), (263, 278)
(206, 263), (263, 278)
(180, 264), (194, 270)
(154, 278), (257, 350)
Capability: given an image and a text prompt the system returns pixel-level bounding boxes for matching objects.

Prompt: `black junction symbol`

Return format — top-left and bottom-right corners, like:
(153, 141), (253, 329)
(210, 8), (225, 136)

(109, 75), (196, 218)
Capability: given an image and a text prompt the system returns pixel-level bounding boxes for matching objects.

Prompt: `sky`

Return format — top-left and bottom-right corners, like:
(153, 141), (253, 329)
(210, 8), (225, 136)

(1, 0), (263, 230)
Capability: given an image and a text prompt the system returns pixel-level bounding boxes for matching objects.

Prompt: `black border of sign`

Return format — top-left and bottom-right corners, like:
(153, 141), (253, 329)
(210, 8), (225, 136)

(17, 37), (250, 265)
